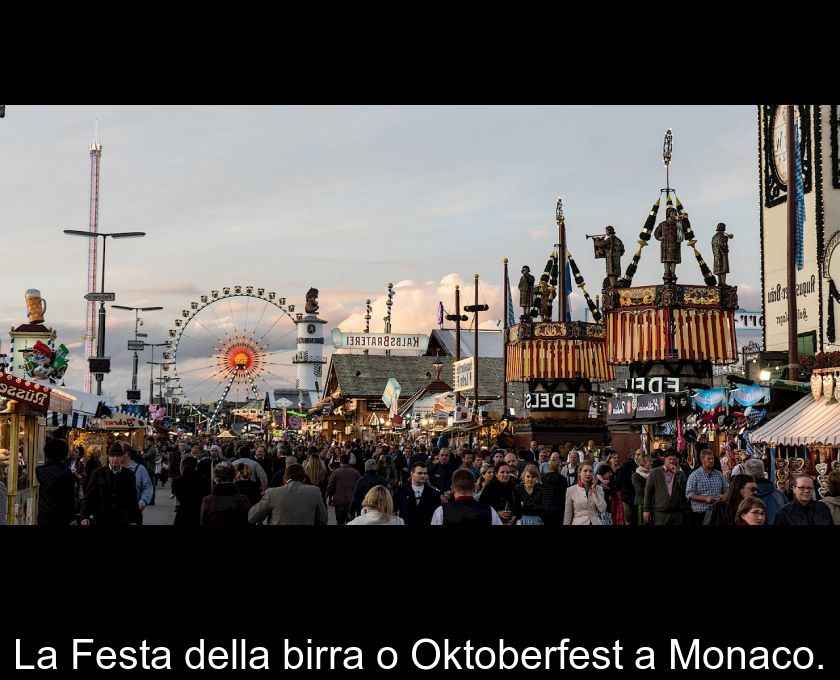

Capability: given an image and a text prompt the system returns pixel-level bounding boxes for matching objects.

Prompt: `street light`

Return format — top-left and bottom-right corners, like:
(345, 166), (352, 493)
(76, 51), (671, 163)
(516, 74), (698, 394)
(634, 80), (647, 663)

(64, 229), (146, 395)
(112, 305), (163, 402)
(144, 342), (168, 404)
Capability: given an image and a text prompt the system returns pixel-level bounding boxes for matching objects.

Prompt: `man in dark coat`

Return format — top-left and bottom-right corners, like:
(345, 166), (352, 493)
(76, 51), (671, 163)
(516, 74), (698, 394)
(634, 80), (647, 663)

(172, 455), (211, 527)
(80, 445), (142, 526)
(349, 459), (388, 517)
(643, 450), (688, 525)
(326, 454), (361, 525)
(36, 438), (76, 525)
(775, 476), (834, 525)
(199, 461), (250, 527)
(392, 461), (442, 526)
(428, 447), (459, 494)
(616, 450), (640, 525)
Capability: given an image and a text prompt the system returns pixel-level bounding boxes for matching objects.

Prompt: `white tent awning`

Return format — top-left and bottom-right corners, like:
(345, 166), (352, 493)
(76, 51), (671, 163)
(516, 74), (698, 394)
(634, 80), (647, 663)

(750, 395), (840, 447)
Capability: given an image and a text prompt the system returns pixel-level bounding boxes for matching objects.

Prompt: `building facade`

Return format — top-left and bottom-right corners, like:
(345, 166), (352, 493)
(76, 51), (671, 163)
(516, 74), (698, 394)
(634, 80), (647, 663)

(759, 105), (840, 356)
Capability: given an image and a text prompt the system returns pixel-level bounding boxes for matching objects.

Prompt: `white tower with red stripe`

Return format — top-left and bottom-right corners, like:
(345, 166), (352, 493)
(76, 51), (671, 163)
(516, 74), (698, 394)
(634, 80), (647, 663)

(83, 122), (102, 393)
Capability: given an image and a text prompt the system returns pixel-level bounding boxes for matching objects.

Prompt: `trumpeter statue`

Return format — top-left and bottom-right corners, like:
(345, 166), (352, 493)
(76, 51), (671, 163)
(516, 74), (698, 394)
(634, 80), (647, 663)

(518, 265), (535, 319)
(711, 223), (734, 286)
(604, 225), (624, 287)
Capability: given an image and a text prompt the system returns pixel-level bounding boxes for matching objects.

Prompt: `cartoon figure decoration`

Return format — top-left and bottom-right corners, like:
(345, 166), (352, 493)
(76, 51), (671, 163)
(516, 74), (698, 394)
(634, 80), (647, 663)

(23, 340), (69, 383)
(148, 404), (167, 421)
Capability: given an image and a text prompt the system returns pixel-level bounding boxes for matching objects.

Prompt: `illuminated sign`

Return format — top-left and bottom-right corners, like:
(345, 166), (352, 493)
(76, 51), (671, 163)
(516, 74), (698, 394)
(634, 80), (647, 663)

(0, 373), (50, 411)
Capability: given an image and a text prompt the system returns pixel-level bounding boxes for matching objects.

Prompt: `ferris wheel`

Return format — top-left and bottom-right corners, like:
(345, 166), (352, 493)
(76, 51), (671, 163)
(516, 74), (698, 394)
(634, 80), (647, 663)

(166, 286), (298, 427)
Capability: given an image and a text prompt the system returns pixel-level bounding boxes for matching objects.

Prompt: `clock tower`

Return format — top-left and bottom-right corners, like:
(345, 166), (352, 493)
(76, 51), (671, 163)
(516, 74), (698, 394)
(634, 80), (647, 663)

(759, 105), (840, 355)
(293, 300), (327, 411)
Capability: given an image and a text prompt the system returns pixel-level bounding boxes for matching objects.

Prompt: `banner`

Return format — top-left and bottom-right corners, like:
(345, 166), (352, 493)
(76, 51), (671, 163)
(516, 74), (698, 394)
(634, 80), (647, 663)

(506, 275), (516, 328)
(729, 383), (771, 408)
(453, 358), (475, 393)
(382, 377), (401, 417)
(794, 119), (806, 271)
(692, 388), (727, 410)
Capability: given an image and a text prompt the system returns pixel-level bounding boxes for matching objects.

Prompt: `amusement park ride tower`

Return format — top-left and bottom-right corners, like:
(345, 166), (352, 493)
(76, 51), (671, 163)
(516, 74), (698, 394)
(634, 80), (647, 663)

(84, 123), (102, 393)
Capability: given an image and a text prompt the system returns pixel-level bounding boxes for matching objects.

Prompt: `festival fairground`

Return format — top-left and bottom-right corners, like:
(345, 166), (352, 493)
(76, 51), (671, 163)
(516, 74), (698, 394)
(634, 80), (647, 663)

(1, 105), (838, 526)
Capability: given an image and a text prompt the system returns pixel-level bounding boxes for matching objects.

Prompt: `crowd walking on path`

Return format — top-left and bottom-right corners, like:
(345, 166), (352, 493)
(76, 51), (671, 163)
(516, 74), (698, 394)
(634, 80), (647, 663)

(5, 432), (837, 527)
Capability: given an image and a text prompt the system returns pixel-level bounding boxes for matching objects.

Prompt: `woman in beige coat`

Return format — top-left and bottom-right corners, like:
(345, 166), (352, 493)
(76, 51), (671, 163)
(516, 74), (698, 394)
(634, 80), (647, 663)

(563, 462), (607, 525)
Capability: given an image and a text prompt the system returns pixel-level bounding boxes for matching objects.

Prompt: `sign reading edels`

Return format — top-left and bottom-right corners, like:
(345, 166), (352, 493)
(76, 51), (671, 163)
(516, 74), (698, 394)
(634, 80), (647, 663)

(525, 392), (576, 410)
(624, 377), (681, 394)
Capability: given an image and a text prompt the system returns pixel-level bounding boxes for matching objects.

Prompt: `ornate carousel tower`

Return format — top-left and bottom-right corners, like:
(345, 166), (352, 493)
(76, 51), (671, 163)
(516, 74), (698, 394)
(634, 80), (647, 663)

(504, 199), (615, 446)
(602, 130), (739, 390)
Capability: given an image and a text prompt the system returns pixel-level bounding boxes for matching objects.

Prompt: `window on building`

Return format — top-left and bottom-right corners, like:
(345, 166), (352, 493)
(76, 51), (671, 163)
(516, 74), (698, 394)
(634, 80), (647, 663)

(797, 331), (817, 356)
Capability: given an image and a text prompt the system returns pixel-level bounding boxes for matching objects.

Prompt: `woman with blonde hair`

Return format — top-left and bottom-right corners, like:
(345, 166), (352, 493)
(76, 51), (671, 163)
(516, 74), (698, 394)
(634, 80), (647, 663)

(564, 462), (607, 525)
(474, 464), (495, 500)
(517, 464), (545, 525)
(347, 485), (405, 525)
(304, 449), (328, 500)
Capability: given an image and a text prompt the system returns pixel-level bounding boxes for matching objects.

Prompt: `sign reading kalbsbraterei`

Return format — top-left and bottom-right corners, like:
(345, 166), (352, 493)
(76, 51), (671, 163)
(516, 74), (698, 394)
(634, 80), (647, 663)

(332, 329), (429, 351)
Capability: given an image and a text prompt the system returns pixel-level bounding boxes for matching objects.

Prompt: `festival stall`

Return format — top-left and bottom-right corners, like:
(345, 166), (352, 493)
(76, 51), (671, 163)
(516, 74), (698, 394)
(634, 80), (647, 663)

(504, 199), (615, 448)
(1, 289), (77, 524)
(687, 383), (772, 459)
(78, 412), (149, 464)
(0, 373), (74, 524)
(602, 133), (739, 459)
(749, 367), (840, 498)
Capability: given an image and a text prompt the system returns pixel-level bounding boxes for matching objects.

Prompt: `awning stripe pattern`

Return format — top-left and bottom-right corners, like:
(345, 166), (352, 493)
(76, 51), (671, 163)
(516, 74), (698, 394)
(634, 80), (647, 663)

(506, 339), (614, 382)
(750, 395), (840, 447)
(606, 308), (737, 365)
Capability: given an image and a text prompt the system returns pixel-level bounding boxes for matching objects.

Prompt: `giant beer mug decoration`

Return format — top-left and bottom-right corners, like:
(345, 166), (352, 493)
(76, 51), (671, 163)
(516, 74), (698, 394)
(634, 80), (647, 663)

(25, 288), (47, 324)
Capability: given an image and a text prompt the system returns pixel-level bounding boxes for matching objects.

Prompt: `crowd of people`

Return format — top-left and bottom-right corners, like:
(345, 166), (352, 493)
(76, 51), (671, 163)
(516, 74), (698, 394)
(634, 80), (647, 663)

(13, 431), (839, 526)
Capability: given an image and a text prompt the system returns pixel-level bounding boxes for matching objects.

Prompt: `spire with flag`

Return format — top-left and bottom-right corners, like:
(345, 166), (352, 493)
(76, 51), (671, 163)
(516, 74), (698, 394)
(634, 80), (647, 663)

(563, 258), (572, 322)
(506, 270), (516, 327)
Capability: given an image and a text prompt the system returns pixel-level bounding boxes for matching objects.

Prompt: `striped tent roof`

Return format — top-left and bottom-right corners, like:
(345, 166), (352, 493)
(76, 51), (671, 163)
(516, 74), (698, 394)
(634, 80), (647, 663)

(750, 395), (840, 446)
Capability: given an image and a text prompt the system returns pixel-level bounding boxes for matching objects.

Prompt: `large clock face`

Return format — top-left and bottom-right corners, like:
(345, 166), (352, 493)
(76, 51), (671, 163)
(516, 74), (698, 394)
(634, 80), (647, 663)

(772, 106), (800, 184)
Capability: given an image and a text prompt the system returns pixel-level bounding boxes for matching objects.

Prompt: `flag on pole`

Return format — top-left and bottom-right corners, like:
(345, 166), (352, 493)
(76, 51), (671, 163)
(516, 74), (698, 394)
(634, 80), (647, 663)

(437, 301), (444, 327)
(506, 273), (516, 327)
(793, 118), (806, 272)
(564, 260), (572, 322)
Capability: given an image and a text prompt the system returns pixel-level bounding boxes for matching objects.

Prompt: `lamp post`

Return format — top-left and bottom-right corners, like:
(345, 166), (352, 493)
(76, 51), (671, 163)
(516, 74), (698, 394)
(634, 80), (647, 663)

(64, 230), (146, 395)
(143, 342), (168, 404)
(112, 305), (163, 402)
(740, 340), (762, 381)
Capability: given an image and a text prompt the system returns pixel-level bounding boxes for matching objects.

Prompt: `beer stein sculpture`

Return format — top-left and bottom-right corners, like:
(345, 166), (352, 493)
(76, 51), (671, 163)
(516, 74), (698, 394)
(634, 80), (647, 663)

(25, 289), (47, 324)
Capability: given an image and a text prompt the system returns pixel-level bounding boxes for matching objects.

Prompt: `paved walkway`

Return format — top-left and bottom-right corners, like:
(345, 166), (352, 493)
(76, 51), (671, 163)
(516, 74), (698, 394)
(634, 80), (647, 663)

(142, 481), (338, 525)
